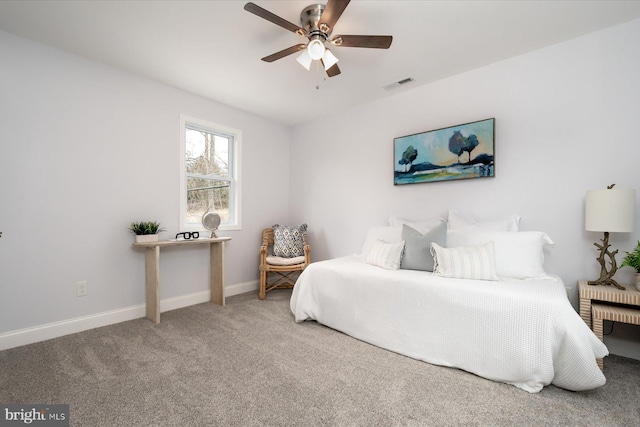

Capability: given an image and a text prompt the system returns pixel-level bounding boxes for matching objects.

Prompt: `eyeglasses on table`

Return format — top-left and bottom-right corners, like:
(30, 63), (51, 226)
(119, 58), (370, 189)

(175, 231), (200, 240)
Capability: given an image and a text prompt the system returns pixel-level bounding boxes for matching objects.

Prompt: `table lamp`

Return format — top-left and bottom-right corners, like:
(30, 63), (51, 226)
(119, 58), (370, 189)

(585, 184), (636, 289)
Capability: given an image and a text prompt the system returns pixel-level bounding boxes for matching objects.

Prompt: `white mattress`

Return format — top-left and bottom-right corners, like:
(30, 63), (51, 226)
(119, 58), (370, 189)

(290, 256), (608, 393)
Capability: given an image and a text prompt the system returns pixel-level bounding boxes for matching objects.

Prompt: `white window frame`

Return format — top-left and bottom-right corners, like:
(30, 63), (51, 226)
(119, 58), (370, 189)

(179, 114), (241, 232)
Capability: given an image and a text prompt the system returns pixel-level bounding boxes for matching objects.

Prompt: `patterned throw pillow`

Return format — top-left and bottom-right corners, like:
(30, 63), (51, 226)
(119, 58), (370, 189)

(272, 224), (308, 258)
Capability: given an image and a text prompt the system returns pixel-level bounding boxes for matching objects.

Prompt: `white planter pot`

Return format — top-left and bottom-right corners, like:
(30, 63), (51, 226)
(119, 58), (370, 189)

(135, 234), (159, 243)
(636, 273), (640, 292)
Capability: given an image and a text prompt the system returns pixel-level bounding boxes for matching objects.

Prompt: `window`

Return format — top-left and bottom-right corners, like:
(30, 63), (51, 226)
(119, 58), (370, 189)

(180, 114), (241, 231)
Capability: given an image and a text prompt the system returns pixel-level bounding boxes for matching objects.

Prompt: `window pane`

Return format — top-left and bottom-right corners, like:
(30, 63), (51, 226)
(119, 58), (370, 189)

(185, 128), (229, 177)
(181, 115), (239, 229)
(186, 177), (230, 223)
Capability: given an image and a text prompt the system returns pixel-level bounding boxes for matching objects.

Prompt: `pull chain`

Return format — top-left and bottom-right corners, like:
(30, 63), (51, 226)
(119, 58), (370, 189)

(314, 61), (327, 90)
(315, 60), (321, 90)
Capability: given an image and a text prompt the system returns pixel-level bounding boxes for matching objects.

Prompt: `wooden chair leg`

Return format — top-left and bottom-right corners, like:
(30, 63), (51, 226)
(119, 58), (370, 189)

(259, 270), (267, 300)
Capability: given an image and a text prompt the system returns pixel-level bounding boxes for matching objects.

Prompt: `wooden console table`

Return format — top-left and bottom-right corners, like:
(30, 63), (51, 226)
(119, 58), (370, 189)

(132, 237), (231, 323)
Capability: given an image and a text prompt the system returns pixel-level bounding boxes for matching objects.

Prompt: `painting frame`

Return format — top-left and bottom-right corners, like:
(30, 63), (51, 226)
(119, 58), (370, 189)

(394, 118), (495, 185)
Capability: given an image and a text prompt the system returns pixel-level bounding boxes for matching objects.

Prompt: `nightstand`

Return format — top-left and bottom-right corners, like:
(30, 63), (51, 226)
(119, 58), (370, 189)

(578, 280), (640, 370)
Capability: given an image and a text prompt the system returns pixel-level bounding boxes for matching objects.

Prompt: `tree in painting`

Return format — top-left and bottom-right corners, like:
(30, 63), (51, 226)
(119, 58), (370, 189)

(462, 134), (479, 162)
(398, 145), (418, 172)
(449, 131), (479, 163)
(448, 131), (465, 163)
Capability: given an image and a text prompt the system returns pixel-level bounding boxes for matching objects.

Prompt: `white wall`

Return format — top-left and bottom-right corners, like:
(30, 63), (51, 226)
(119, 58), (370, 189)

(0, 30), (291, 340)
(290, 19), (640, 358)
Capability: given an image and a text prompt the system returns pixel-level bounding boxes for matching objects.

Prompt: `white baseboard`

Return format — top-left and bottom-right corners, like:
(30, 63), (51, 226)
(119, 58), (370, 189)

(0, 280), (259, 351)
(605, 336), (640, 360)
(604, 322), (640, 361)
(226, 279), (260, 297)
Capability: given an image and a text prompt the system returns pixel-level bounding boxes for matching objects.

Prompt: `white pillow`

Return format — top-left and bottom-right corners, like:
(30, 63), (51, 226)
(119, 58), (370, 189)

(431, 241), (499, 281)
(366, 240), (405, 270)
(446, 231), (554, 279)
(388, 217), (446, 234)
(448, 209), (521, 232)
(359, 226), (402, 258)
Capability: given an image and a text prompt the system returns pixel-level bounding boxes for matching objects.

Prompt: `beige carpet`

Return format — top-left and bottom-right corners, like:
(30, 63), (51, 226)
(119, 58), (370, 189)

(1, 289), (640, 426)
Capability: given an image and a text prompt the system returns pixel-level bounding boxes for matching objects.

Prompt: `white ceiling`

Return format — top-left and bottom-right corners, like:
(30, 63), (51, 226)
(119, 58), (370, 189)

(1, 1), (640, 126)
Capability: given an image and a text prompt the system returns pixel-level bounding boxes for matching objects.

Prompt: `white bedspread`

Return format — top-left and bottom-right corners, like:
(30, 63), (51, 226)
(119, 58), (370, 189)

(290, 256), (608, 393)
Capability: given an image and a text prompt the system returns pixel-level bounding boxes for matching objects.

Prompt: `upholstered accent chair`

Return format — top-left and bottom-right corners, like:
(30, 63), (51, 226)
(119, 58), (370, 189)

(259, 226), (310, 300)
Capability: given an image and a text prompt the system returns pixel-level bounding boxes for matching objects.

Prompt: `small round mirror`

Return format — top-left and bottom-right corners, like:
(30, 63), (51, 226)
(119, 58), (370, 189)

(202, 211), (221, 238)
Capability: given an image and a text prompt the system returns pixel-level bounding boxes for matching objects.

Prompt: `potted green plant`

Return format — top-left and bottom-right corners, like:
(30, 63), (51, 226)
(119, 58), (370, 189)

(129, 221), (165, 243)
(621, 241), (640, 291)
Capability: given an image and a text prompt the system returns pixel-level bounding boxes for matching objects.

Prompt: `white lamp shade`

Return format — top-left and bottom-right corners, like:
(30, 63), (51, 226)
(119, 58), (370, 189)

(307, 39), (325, 60)
(585, 188), (636, 232)
(322, 49), (339, 70)
(296, 49), (312, 70)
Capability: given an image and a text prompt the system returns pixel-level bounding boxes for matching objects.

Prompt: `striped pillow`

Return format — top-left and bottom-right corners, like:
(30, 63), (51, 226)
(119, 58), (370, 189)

(431, 241), (499, 281)
(366, 240), (405, 270)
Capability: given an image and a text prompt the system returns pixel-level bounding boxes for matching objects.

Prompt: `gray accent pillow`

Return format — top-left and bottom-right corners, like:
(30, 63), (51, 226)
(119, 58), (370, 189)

(400, 222), (446, 271)
(272, 223), (307, 258)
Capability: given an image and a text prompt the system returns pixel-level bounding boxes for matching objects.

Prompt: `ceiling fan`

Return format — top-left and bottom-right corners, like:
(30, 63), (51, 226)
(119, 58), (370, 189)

(244, 0), (393, 77)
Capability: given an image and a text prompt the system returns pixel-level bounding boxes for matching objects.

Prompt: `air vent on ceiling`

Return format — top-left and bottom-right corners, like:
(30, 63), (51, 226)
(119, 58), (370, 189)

(383, 77), (415, 90)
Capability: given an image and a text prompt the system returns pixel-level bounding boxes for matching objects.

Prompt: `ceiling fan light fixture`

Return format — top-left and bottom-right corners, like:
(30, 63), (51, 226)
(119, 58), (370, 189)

(244, 1), (392, 79)
(322, 49), (339, 70)
(307, 38), (326, 60)
(296, 49), (312, 70)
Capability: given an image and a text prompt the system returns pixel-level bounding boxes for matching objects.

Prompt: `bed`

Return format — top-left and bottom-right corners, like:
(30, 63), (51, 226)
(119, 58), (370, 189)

(289, 216), (608, 393)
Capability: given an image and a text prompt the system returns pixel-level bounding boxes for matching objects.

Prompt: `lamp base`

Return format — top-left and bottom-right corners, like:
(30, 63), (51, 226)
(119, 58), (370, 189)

(587, 278), (625, 289)
(588, 231), (626, 290)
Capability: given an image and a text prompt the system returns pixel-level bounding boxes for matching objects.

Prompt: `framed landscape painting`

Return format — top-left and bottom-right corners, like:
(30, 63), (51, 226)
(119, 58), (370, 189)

(394, 118), (495, 185)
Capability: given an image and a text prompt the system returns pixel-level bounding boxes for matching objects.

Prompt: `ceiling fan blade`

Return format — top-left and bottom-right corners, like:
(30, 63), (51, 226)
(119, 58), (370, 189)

(319, 0), (351, 33)
(244, 2), (306, 36)
(261, 44), (306, 62)
(325, 63), (341, 78)
(331, 35), (393, 49)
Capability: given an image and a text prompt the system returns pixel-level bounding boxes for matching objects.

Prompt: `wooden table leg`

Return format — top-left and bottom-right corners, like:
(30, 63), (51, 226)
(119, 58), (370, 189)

(210, 241), (225, 306)
(591, 309), (604, 371)
(579, 296), (592, 328)
(145, 246), (161, 323)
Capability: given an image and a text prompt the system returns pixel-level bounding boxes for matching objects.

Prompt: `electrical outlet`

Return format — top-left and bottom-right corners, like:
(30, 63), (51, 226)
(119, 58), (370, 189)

(76, 281), (88, 297)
